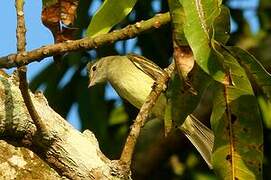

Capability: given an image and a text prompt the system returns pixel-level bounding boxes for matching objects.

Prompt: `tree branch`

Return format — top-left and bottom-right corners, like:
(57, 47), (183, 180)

(15, 0), (47, 135)
(15, 0), (26, 53)
(120, 63), (175, 168)
(0, 72), (130, 179)
(0, 140), (62, 179)
(0, 12), (170, 69)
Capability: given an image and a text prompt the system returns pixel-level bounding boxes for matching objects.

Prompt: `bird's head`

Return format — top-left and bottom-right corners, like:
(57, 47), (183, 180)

(87, 58), (108, 87)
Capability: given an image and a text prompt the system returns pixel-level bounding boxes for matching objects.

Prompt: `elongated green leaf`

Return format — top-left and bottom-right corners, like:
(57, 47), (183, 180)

(164, 98), (173, 135)
(211, 45), (263, 179)
(86, 0), (137, 37)
(168, 0), (187, 45)
(179, 0), (228, 83)
(227, 46), (271, 100)
(227, 46), (271, 129)
(169, 1), (230, 46)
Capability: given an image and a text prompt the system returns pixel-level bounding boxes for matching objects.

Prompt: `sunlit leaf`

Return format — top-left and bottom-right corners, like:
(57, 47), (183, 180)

(169, 1), (230, 46)
(86, 0), (137, 37)
(258, 96), (271, 128)
(227, 47), (271, 100)
(227, 46), (271, 129)
(179, 0), (228, 83)
(211, 45), (263, 179)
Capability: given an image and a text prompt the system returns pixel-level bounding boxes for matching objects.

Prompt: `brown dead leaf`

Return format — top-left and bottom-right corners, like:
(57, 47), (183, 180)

(41, 0), (79, 43)
(173, 40), (197, 94)
(173, 44), (194, 80)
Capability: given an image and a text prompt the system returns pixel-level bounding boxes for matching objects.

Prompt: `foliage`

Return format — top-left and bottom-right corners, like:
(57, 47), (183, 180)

(86, 0), (137, 37)
(30, 0), (271, 179)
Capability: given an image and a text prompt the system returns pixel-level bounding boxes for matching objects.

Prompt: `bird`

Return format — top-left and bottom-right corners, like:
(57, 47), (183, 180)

(87, 54), (214, 168)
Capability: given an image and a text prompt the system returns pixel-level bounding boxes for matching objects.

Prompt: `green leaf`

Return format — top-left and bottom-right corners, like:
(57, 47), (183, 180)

(227, 46), (271, 129)
(210, 46), (263, 179)
(213, 6), (230, 44)
(165, 64), (211, 130)
(227, 46), (271, 100)
(179, 0), (228, 83)
(168, 0), (187, 45)
(258, 96), (271, 128)
(42, 0), (58, 7)
(86, 0), (137, 37)
(169, 1), (230, 46)
(164, 98), (173, 135)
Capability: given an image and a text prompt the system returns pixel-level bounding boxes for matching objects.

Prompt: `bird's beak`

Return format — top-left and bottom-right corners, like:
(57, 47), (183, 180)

(88, 79), (95, 88)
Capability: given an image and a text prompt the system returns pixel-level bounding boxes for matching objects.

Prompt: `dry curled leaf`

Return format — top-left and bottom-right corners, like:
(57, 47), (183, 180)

(42, 0), (79, 43)
(173, 40), (197, 94)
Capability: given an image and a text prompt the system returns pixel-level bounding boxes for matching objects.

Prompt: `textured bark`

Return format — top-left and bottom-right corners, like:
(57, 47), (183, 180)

(0, 71), (129, 179)
(0, 140), (61, 180)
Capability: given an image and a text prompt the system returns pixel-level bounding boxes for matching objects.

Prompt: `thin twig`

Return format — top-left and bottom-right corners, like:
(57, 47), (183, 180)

(120, 63), (175, 167)
(16, 0), (26, 53)
(15, 0), (47, 132)
(0, 12), (170, 69)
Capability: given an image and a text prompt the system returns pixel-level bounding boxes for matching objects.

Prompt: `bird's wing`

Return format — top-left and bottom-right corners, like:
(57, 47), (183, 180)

(127, 54), (165, 81)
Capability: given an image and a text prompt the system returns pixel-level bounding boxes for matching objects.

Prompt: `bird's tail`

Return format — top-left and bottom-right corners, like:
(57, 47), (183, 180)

(179, 115), (214, 168)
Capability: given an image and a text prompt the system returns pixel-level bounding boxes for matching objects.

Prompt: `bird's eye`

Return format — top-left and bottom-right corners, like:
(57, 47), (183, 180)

(92, 65), (97, 71)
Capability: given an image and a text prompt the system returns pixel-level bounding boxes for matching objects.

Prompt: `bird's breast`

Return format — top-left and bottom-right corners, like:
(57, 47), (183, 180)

(111, 69), (154, 109)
